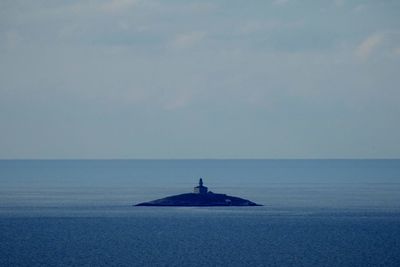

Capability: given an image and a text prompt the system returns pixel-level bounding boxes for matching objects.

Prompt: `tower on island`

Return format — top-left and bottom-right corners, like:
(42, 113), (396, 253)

(193, 178), (208, 194)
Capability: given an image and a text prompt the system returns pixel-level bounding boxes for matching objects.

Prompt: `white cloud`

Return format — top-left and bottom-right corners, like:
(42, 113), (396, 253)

(394, 47), (400, 57)
(354, 4), (368, 13)
(238, 20), (280, 34)
(163, 92), (192, 111)
(4, 30), (23, 49)
(237, 19), (303, 35)
(100, 0), (141, 13)
(334, 0), (345, 7)
(170, 31), (206, 48)
(189, 2), (218, 13)
(272, 0), (289, 6)
(355, 33), (384, 60)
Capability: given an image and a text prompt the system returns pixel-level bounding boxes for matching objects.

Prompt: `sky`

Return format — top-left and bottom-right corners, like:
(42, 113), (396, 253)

(0, 0), (400, 159)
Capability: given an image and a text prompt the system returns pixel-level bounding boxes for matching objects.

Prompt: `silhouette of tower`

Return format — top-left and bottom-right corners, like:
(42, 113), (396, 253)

(194, 178), (208, 194)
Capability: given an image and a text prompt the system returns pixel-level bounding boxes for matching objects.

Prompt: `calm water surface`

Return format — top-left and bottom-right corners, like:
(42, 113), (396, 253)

(1, 160), (400, 266)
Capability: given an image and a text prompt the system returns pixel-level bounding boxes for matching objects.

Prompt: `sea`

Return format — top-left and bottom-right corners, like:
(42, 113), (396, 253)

(1, 159), (400, 266)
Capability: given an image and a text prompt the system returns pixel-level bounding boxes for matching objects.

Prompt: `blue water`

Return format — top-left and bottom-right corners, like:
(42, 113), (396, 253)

(1, 160), (400, 266)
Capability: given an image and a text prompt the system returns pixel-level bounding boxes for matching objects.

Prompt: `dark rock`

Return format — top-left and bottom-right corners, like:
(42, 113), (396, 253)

(135, 178), (262, 207)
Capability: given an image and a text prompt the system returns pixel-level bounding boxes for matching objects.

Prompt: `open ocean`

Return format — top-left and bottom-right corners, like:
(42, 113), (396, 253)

(1, 159), (400, 266)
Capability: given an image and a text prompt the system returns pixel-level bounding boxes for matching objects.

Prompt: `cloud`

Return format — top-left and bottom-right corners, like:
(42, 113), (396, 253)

(237, 19), (303, 35)
(188, 2), (218, 13)
(100, 0), (141, 13)
(354, 4), (368, 13)
(355, 33), (384, 60)
(238, 20), (280, 34)
(170, 31), (206, 48)
(4, 30), (23, 49)
(272, 0), (289, 6)
(163, 91), (192, 111)
(2, 0), (400, 158)
(334, 0), (345, 7)
(394, 47), (400, 57)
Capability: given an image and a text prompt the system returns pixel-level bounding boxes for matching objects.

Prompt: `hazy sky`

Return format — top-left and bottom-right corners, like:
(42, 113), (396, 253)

(1, 0), (400, 159)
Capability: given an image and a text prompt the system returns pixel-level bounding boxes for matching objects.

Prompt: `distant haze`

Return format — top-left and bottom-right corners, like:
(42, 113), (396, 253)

(1, 0), (400, 159)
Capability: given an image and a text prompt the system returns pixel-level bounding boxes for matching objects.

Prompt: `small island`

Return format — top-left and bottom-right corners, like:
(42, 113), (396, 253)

(135, 178), (262, 206)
